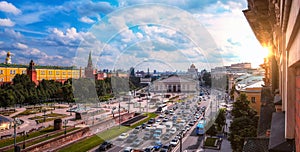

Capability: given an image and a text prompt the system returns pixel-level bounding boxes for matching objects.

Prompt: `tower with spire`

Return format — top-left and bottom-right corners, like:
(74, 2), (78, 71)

(84, 51), (96, 78)
(27, 60), (38, 85)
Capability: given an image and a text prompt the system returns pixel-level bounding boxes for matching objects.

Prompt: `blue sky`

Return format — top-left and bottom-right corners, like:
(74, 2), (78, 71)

(0, 0), (267, 71)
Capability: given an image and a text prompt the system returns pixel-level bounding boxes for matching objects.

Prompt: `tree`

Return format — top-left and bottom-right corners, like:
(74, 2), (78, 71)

(228, 93), (258, 152)
(231, 94), (257, 119)
(215, 108), (226, 130)
(202, 72), (211, 87)
(229, 117), (257, 152)
(206, 124), (217, 136)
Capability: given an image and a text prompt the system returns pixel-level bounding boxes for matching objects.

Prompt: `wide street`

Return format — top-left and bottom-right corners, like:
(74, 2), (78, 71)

(89, 87), (230, 152)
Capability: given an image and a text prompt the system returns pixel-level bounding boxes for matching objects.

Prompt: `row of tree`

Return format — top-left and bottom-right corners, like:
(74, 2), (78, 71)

(0, 74), (142, 108)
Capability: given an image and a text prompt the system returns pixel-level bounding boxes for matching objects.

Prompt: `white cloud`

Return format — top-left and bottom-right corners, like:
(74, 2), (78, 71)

(13, 42), (28, 49)
(79, 16), (95, 23)
(0, 50), (7, 56)
(0, 1), (21, 15)
(3, 28), (22, 38)
(0, 18), (15, 27)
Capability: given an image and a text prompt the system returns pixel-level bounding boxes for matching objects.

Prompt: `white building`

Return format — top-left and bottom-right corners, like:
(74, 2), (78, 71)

(152, 75), (198, 93)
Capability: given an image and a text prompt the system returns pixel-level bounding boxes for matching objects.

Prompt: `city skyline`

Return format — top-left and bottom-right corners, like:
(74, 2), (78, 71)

(0, 0), (268, 72)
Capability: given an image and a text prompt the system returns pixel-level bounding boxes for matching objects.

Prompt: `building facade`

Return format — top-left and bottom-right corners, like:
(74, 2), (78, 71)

(152, 75), (198, 93)
(243, 0), (299, 150)
(0, 61), (81, 85)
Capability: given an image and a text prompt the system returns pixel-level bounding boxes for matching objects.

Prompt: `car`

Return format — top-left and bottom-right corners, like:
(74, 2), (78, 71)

(141, 123), (147, 129)
(143, 132), (152, 140)
(156, 119), (161, 123)
(126, 134), (137, 143)
(123, 147), (133, 152)
(144, 146), (155, 152)
(99, 141), (113, 151)
(159, 114), (165, 118)
(163, 133), (171, 140)
(131, 139), (143, 147)
(133, 126), (142, 133)
(118, 133), (129, 140)
(170, 138), (179, 147)
(185, 125), (191, 131)
(188, 121), (195, 126)
(160, 144), (172, 152)
(148, 118), (155, 124)
(170, 127), (177, 134)
(162, 117), (169, 122)
(153, 141), (163, 150)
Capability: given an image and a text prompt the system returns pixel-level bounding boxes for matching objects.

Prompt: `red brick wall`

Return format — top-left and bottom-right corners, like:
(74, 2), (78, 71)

(296, 67), (300, 152)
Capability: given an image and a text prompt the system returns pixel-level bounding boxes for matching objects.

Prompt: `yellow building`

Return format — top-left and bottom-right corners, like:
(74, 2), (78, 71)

(0, 63), (81, 84)
(239, 81), (264, 115)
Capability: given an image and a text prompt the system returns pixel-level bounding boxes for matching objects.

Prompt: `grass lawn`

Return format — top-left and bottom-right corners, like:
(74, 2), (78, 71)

(204, 137), (218, 147)
(0, 126), (54, 148)
(4, 127), (78, 152)
(58, 113), (157, 152)
(45, 113), (67, 117)
(28, 116), (44, 120)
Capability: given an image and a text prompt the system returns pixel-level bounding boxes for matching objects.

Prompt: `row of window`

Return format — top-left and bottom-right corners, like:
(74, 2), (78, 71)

(0, 70), (26, 75)
(0, 70), (79, 75)
(40, 71), (79, 75)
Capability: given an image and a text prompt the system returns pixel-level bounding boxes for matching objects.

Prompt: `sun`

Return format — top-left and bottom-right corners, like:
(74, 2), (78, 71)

(262, 46), (272, 58)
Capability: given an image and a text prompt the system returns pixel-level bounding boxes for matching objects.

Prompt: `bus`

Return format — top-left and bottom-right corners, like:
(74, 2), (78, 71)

(196, 119), (206, 135)
(156, 104), (168, 113)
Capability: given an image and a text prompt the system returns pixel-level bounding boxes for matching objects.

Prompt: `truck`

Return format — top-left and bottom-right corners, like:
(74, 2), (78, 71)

(153, 125), (167, 139)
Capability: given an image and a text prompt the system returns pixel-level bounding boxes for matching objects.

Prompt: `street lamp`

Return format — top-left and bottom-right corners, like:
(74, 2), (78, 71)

(69, 104), (72, 116)
(118, 100), (121, 129)
(179, 131), (183, 152)
(43, 109), (46, 123)
(63, 120), (68, 135)
(23, 131), (28, 149)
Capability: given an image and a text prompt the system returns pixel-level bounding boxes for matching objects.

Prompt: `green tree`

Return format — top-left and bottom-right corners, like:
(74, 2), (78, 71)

(206, 124), (217, 136)
(202, 72), (211, 87)
(215, 108), (226, 130)
(229, 93), (258, 152)
(231, 94), (257, 119)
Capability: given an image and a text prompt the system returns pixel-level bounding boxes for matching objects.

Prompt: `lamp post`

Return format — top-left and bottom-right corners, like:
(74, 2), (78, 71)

(118, 99), (121, 129)
(23, 131), (28, 149)
(63, 120), (68, 135)
(69, 104), (72, 116)
(13, 118), (17, 149)
(179, 131), (183, 152)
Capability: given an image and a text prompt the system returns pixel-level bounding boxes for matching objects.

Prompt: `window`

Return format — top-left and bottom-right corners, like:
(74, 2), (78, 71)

(0, 78), (3, 82)
(251, 97), (256, 103)
(63, 72), (66, 75)
(41, 71), (45, 75)
(22, 70), (26, 74)
(56, 71), (60, 75)
(68, 72), (71, 75)
(49, 71), (53, 75)
(10, 70), (16, 74)
(0, 70), (3, 75)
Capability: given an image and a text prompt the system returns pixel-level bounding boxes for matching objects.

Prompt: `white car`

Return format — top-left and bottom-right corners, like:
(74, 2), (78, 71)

(170, 138), (179, 147)
(170, 127), (177, 134)
(123, 147), (133, 152)
(118, 133), (129, 140)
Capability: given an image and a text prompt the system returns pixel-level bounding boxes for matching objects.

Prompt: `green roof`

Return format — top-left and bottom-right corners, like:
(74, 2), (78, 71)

(0, 63), (78, 70)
